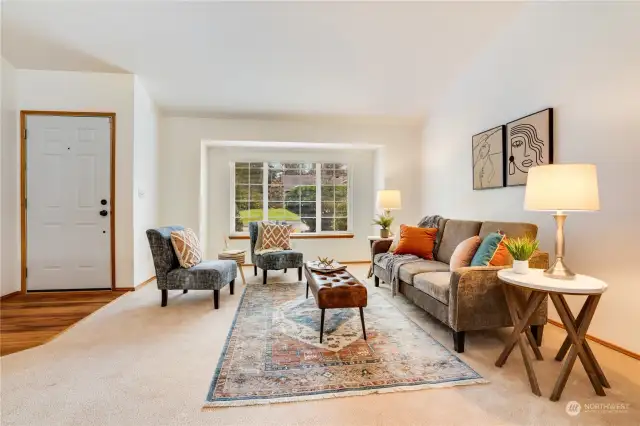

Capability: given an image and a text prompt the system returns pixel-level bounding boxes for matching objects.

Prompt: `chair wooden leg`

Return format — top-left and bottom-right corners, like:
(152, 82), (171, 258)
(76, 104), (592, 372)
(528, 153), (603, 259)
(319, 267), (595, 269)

(284, 268), (287, 273)
(161, 289), (168, 307)
(263, 269), (267, 285)
(298, 267), (302, 281)
(531, 325), (544, 347)
(183, 289), (188, 294)
(359, 307), (367, 341)
(213, 290), (219, 309)
(319, 308), (325, 343)
(230, 279), (235, 295)
(374, 276), (380, 287)
(453, 331), (465, 353)
(254, 265), (257, 276)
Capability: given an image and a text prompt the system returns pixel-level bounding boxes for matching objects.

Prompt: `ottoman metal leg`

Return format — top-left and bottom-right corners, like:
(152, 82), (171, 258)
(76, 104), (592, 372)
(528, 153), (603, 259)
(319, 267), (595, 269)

(161, 289), (168, 307)
(263, 269), (267, 285)
(254, 265), (257, 276)
(359, 307), (367, 341)
(320, 308), (325, 343)
(213, 290), (219, 309)
(298, 267), (302, 281)
(284, 268), (288, 273)
(306, 282), (309, 299)
(230, 279), (235, 295)
(183, 289), (188, 294)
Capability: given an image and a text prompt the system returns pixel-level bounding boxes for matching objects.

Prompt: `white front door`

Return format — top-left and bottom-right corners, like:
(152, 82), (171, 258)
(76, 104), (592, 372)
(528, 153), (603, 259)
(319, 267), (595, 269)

(26, 115), (112, 291)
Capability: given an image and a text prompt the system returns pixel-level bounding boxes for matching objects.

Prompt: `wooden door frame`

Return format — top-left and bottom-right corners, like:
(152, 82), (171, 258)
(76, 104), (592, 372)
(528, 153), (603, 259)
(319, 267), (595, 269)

(20, 111), (117, 293)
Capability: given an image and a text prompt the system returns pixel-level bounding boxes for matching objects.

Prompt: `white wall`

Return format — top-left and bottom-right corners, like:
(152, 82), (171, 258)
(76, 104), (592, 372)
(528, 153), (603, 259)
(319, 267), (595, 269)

(132, 76), (159, 285)
(1, 58), (19, 296)
(421, 3), (640, 352)
(16, 70), (136, 289)
(160, 115), (424, 261)
(206, 146), (374, 261)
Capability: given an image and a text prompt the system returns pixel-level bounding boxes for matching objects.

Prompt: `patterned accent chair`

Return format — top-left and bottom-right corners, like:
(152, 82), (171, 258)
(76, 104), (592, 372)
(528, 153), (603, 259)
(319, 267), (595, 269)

(249, 222), (304, 285)
(146, 226), (237, 309)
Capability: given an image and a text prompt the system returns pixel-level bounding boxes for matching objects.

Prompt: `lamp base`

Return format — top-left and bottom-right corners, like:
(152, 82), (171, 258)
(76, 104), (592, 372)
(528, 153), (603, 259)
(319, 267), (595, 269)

(544, 257), (576, 280)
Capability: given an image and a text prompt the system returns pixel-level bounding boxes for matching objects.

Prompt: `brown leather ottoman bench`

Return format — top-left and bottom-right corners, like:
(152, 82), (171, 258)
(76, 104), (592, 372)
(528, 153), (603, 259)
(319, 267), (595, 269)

(304, 263), (368, 343)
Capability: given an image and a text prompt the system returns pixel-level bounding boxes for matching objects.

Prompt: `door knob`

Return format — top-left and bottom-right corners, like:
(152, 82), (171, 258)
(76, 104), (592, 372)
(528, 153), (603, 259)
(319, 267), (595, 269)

(100, 210), (108, 217)
(101, 199), (107, 205)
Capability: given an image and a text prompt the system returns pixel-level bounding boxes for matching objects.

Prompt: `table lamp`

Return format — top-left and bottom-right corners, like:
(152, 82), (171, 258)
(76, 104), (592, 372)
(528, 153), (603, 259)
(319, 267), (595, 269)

(376, 190), (402, 217)
(524, 164), (600, 280)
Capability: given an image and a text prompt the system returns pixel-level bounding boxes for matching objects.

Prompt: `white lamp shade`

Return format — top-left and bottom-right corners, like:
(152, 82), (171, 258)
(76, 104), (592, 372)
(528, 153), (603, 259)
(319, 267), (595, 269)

(377, 190), (402, 210)
(524, 164), (600, 211)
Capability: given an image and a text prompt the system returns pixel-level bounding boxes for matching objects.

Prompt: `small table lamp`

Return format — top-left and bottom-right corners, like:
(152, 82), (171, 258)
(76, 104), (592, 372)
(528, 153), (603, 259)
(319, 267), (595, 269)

(376, 190), (402, 216)
(524, 164), (600, 280)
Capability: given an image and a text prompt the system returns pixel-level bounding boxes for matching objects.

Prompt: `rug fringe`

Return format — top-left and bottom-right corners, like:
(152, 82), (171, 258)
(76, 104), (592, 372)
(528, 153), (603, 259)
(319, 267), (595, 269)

(202, 377), (489, 410)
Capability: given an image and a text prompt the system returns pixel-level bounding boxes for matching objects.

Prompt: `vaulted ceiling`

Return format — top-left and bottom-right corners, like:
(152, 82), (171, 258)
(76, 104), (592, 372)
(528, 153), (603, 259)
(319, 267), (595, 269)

(3, 1), (523, 117)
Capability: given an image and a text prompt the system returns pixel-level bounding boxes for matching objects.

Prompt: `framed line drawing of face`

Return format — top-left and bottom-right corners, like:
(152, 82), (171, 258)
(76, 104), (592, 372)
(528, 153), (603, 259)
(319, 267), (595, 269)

(472, 125), (505, 190)
(505, 108), (554, 186)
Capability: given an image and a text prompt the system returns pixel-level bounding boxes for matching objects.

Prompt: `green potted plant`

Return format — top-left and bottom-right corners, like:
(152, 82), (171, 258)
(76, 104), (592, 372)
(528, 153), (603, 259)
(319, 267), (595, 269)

(372, 214), (394, 238)
(503, 235), (540, 274)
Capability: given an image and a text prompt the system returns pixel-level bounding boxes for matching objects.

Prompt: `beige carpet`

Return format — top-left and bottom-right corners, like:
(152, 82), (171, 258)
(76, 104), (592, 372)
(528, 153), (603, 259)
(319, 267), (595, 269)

(1, 265), (639, 426)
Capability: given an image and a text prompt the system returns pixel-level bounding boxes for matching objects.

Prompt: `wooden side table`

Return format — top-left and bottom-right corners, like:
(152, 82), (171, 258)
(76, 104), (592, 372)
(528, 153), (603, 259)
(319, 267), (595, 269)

(497, 269), (609, 401)
(366, 235), (394, 278)
(218, 250), (247, 286)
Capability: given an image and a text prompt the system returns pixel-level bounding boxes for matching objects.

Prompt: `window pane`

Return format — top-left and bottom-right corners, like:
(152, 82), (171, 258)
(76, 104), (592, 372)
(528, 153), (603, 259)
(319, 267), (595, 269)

(321, 202), (334, 216)
(235, 167), (249, 184)
(285, 186), (301, 201)
(321, 169), (334, 184)
(268, 204), (290, 221)
(250, 162), (263, 169)
(323, 163), (335, 170)
(301, 202), (316, 217)
(334, 169), (348, 185)
(249, 201), (263, 214)
(249, 168), (263, 184)
(235, 218), (245, 233)
(235, 185), (249, 200)
(236, 162), (250, 169)
(268, 185), (284, 200)
(321, 185), (334, 200)
(301, 217), (316, 233)
(284, 162), (304, 169)
(321, 218), (335, 231)
(335, 202), (348, 216)
(285, 202), (300, 216)
(300, 163), (316, 176)
(249, 185), (263, 201)
(335, 218), (348, 231)
(300, 185), (316, 201)
(268, 169), (283, 184)
(334, 185), (348, 202)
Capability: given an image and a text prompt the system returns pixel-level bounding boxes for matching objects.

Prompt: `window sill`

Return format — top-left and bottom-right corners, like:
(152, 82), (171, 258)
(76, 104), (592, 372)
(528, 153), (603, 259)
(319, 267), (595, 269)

(228, 233), (354, 240)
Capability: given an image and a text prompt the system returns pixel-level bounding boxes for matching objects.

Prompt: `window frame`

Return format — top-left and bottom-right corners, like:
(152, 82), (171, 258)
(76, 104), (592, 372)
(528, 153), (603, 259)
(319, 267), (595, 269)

(229, 161), (353, 236)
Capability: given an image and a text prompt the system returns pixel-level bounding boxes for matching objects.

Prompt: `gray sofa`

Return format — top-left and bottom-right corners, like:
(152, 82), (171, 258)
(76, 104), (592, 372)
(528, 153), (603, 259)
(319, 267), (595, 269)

(372, 218), (549, 353)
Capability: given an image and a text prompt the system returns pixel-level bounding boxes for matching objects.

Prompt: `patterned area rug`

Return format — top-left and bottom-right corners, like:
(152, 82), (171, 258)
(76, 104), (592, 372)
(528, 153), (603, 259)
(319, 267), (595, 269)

(204, 282), (487, 408)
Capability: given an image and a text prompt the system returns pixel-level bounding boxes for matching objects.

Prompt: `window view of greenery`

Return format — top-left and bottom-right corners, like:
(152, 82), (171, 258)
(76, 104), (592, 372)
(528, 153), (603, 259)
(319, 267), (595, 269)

(233, 162), (348, 233)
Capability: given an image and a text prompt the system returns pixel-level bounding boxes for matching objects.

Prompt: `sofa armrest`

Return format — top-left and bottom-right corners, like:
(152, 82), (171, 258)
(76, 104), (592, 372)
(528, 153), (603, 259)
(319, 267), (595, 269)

(371, 240), (392, 259)
(448, 259), (549, 331)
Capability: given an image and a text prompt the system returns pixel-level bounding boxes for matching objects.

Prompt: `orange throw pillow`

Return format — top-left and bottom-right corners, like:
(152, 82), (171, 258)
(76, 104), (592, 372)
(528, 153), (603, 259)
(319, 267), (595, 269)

(489, 237), (513, 266)
(393, 225), (437, 260)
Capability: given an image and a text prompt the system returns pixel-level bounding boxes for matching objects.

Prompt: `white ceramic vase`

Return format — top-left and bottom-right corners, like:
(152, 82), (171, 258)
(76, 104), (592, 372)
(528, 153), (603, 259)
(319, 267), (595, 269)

(513, 260), (530, 275)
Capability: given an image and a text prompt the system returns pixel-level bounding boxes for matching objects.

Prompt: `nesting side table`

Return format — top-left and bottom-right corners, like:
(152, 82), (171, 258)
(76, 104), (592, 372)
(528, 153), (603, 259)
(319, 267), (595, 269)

(218, 250), (247, 286)
(497, 268), (609, 401)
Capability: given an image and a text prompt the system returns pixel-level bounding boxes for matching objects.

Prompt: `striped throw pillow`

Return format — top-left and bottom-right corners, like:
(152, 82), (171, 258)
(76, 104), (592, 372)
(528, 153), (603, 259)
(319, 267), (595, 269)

(170, 228), (202, 268)
(261, 223), (293, 251)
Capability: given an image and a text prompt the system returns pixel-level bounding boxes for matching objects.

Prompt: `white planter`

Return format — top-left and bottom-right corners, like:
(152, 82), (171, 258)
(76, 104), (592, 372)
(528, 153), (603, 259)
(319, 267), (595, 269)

(513, 260), (530, 275)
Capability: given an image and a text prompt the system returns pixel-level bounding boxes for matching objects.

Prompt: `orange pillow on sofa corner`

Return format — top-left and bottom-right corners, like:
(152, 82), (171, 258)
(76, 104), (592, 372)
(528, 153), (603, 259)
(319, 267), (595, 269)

(489, 237), (513, 266)
(393, 224), (437, 260)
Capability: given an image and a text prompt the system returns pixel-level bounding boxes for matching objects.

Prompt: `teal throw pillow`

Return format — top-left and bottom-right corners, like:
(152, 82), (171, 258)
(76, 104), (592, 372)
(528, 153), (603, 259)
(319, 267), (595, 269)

(470, 232), (504, 267)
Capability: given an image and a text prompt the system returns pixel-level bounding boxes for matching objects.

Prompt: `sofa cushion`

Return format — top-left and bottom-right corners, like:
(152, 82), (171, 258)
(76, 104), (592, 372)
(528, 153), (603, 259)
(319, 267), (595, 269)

(413, 272), (452, 305)
(398, 260), (450, 284)
(436, 220), (482, 264)
(479, 221), (538, 239)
